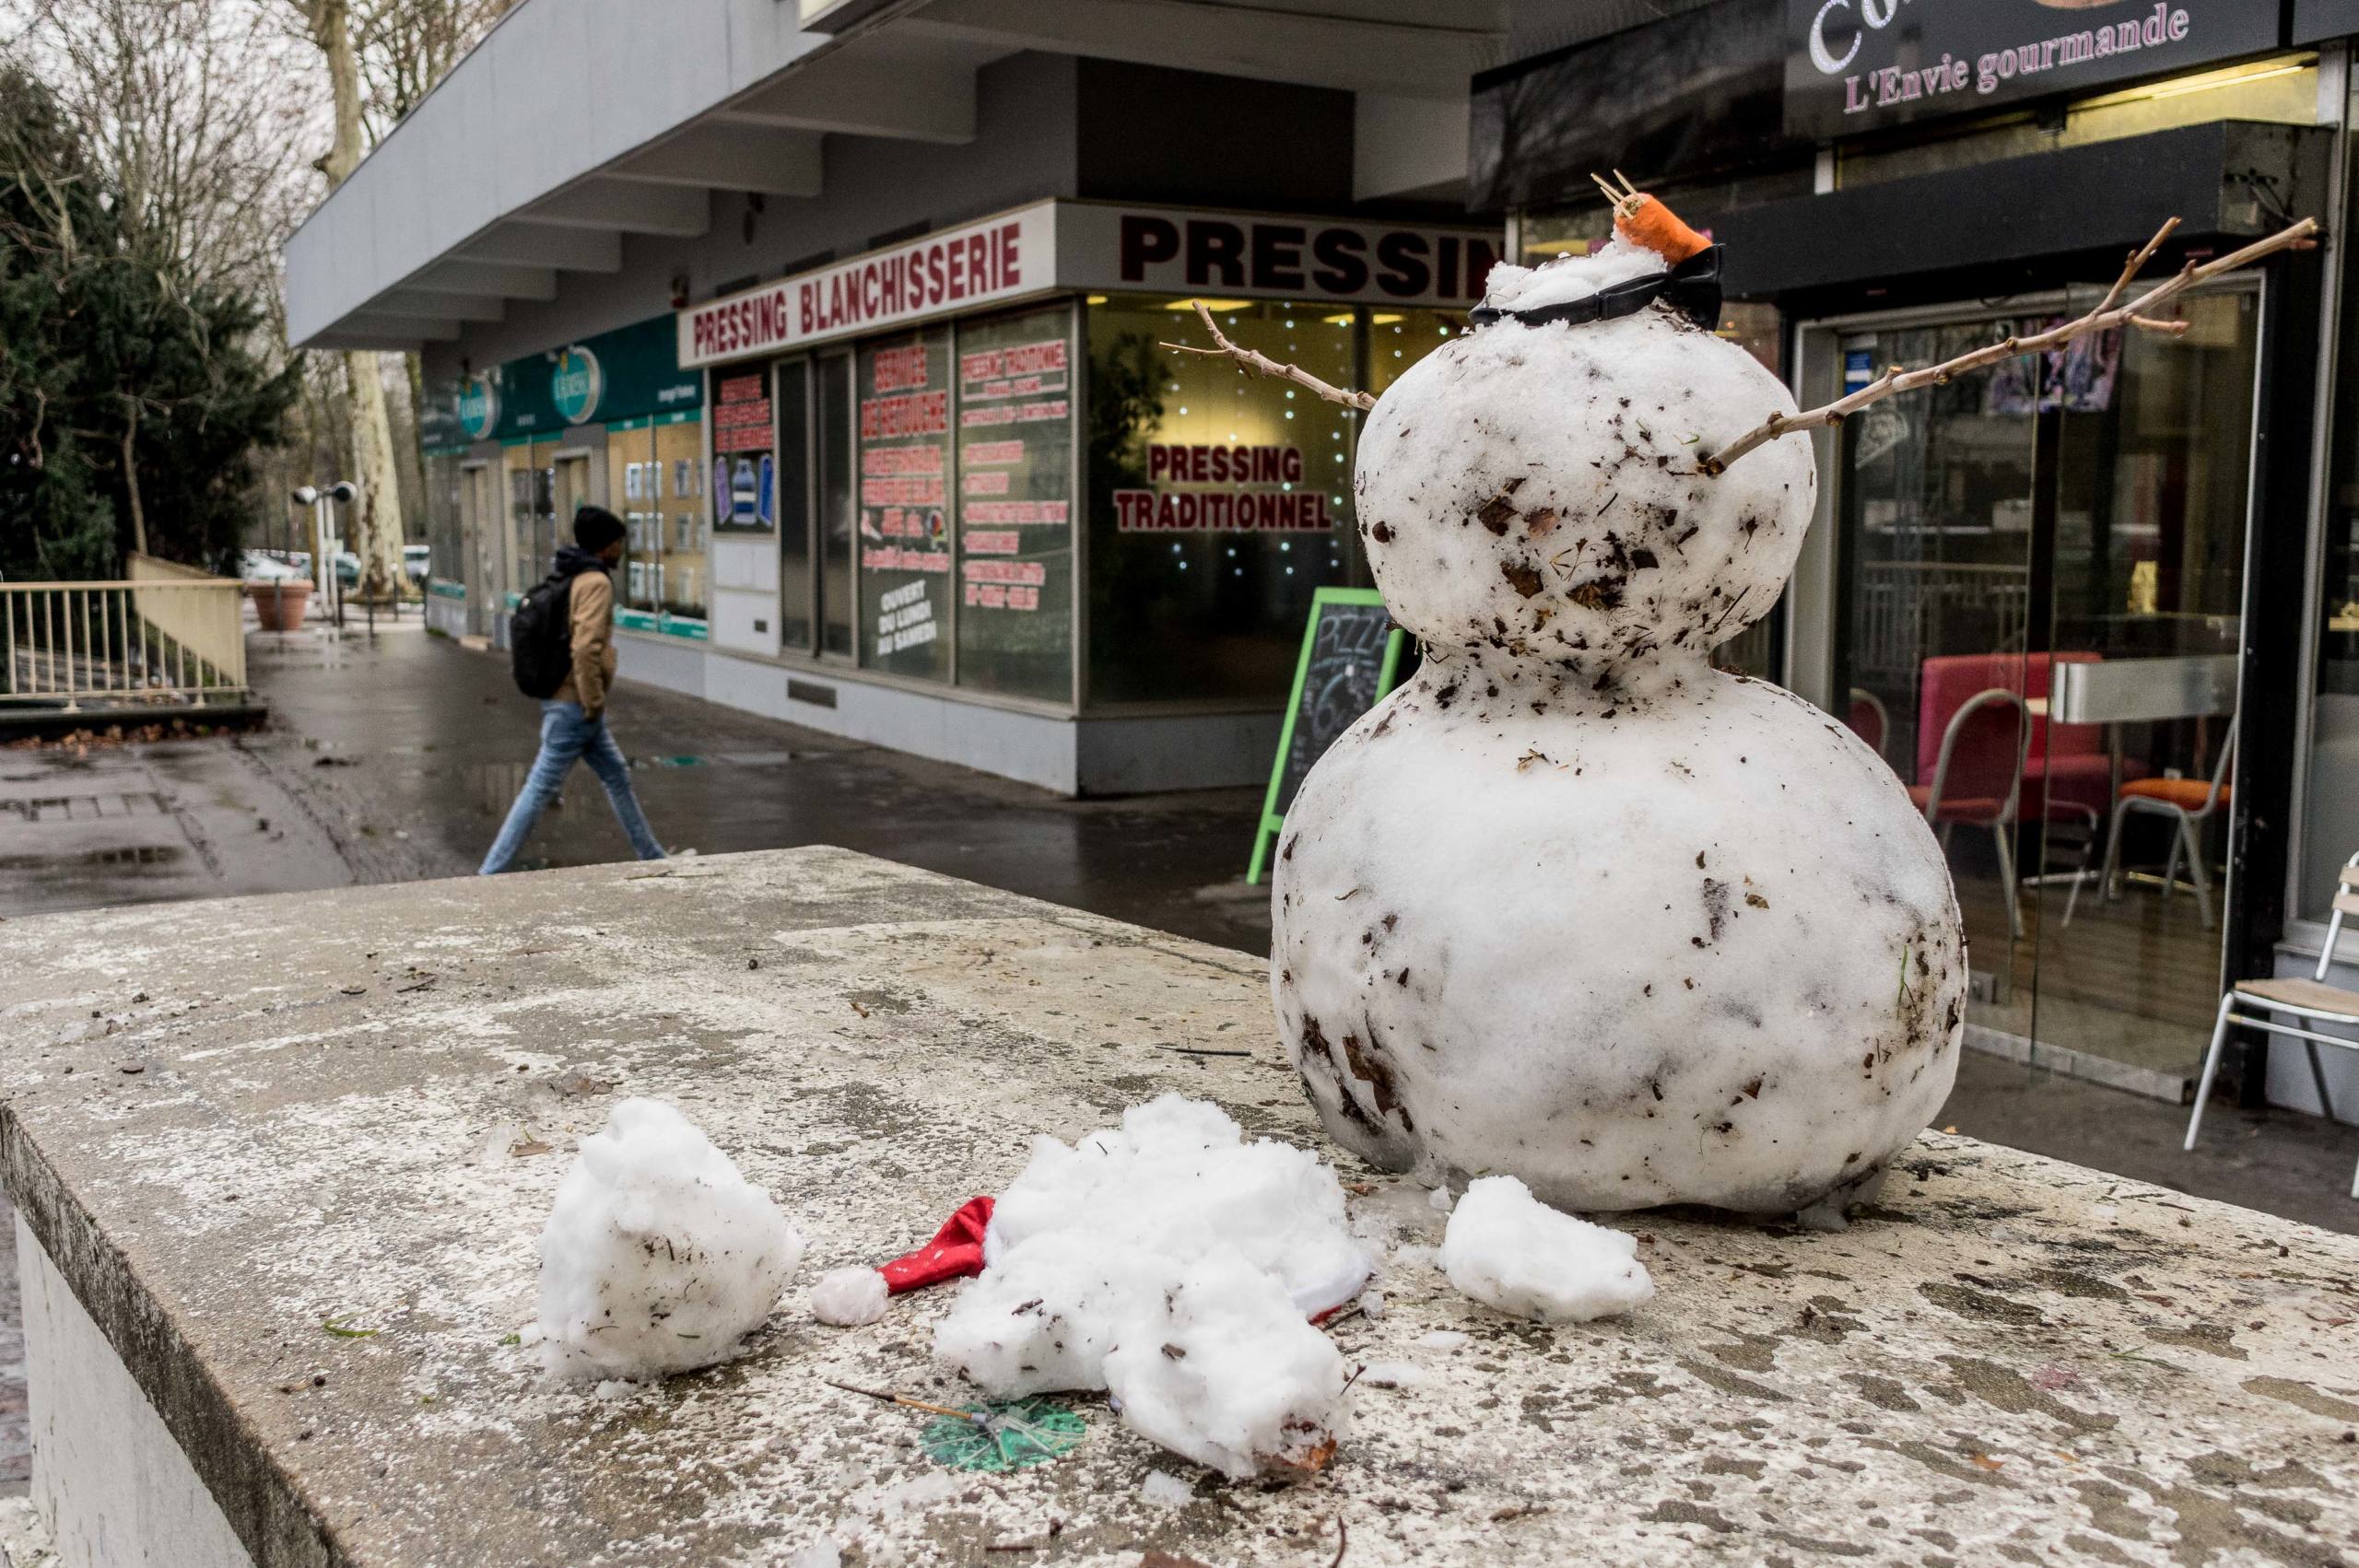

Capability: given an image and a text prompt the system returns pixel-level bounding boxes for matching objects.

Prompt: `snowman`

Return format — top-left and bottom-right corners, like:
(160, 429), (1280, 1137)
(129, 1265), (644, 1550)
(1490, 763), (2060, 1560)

(1266, 184), (1966, 1220)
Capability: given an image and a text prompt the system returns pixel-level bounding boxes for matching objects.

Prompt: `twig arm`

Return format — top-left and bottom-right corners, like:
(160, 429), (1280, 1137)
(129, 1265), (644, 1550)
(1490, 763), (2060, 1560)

(1160, 301), (1377, 413)
(1702, 216), (2318, 474)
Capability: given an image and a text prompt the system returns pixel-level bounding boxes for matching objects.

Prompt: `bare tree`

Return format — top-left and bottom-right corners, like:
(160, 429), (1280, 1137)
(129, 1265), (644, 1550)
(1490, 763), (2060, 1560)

(4, 0), (315, 561)
(286, 0), (511, 601)
(289, 0), (408, 602)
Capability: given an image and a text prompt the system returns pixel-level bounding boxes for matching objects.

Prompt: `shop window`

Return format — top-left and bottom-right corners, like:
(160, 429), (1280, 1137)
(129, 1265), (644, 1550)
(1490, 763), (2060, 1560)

(605, 419), (709, 625)
(423, 451), (464, 588)
(1086, 297), (1392, 706)
(957, 302), (1076, 702)
(856, 325), (954, 681)
(505, 441), (557, 591)
(654, 417), (708, 619)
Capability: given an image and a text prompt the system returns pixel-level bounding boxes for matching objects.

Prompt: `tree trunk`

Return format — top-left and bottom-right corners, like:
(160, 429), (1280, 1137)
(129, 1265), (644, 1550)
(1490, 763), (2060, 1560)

(345, 349), (406, 597)
(305, 0), (405, 601)
(121, 400), (147, 558)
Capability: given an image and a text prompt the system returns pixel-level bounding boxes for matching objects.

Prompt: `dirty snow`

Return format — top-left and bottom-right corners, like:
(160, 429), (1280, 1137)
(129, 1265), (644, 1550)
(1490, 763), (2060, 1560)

(1099, 1249), (1349, 1481)
(938, 1095), (1360, 1474)
(809, 1267), (889, 1327)
(1438, 1176), (1653, 1323)
(981, 1094), (1370, 1314)
(536, 1097), (805, 1380)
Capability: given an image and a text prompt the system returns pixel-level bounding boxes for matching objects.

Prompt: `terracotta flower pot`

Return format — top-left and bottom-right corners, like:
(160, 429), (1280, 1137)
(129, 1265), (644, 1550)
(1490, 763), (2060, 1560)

(246, 579), (311, 632)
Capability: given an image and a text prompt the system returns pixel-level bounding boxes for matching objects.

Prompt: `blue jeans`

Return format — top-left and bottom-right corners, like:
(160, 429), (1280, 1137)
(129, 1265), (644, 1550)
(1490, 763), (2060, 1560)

(478, 701), (665, 874)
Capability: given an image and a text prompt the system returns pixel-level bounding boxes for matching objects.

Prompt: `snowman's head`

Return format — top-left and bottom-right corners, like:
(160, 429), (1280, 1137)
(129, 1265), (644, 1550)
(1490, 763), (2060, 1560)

(1355, 240), (1815, 684)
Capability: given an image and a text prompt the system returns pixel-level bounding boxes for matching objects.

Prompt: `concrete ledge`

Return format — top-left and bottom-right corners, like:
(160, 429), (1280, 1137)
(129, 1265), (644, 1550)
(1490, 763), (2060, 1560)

(0, 704), (267, 742)
(20, 1216), (251, 1568)
(4, 849), (2356, 1565)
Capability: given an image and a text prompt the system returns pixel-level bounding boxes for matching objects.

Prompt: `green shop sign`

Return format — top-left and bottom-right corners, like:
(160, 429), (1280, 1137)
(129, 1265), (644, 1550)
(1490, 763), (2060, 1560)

(552, 345), (604, 425)
(457, 374), (500, 439)
(423, 314), (702, 450)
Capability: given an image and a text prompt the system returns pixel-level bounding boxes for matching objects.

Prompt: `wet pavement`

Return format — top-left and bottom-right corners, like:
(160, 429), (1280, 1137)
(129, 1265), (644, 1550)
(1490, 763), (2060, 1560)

(4, 619), (2357, 1238)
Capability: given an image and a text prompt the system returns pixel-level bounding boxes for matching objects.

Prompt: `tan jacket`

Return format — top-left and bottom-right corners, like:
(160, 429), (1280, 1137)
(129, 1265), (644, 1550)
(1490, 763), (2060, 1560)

(553, 568), (617, 716)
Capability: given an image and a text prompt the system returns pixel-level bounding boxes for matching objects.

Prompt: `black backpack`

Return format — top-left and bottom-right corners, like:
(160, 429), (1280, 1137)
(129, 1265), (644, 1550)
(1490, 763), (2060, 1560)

(510, 572), (578, 698)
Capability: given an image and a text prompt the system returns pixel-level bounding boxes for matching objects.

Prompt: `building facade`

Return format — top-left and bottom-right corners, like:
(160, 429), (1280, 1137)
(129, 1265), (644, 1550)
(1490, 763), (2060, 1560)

(1473, 0), (2359, 1123)
(294, 1), (1516, 796)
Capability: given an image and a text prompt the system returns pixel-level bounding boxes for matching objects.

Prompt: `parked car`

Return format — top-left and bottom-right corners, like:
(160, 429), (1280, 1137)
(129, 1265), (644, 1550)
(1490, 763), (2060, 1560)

(403, 544), (432, 584)
(239, 550), (304, 581)
(334, 550), (360, 587)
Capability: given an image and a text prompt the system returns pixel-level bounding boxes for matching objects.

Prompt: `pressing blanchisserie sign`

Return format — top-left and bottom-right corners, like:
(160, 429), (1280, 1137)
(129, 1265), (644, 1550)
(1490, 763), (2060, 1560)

(1247, 589), (1409, 885)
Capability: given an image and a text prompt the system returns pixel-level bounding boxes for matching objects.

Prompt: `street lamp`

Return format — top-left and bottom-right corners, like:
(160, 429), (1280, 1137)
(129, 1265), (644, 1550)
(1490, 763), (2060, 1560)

(291, 481), (355, 626)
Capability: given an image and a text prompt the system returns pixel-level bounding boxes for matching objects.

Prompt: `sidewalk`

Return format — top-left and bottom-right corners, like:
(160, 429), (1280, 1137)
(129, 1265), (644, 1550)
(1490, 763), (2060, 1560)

(6, 619), (2357, 1235)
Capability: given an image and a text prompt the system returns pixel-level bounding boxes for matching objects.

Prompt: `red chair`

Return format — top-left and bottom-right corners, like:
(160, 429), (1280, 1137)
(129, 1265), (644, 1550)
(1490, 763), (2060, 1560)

(1915, 652), (2118, 823)
(1908, 687), (2031, 938)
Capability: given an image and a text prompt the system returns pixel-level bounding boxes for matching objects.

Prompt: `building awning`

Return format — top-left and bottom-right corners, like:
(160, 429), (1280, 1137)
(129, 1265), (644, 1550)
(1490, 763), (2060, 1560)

(281, 0), (1519, 354)
(1705, 121), (2330, 301)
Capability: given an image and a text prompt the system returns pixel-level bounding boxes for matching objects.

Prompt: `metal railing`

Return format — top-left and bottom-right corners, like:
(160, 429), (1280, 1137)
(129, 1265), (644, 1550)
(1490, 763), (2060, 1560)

(1, 556), (249, 708)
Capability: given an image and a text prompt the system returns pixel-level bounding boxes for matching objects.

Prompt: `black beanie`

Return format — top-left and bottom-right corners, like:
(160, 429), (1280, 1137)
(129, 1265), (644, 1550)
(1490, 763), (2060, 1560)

(574, 505), (626, 551)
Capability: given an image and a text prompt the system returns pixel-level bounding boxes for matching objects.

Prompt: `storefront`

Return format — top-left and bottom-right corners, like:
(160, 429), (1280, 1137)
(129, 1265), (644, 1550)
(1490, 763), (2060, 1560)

(531, 198), (1498, 795)
(1474, 0), (2357, 1119)
(421, 315), (707, 644)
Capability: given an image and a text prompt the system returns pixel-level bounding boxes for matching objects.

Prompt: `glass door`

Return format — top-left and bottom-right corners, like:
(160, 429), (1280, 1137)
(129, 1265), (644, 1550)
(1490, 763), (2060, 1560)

(816, 352), (855, 659)
(774, 358), (814, 652)
(2025, 284), (2257, 1083)
(1825, 282), (2262, 1084)
(1833, 317), (2039, 1042)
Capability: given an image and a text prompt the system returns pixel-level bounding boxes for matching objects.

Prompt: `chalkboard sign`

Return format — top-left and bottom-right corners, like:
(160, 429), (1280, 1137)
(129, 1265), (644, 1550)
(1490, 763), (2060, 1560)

(1247, 588), (1409, 884)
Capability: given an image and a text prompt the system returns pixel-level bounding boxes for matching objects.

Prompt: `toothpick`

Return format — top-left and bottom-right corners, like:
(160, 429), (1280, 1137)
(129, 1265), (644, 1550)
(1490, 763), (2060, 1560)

(823, 1378), (980, 1422)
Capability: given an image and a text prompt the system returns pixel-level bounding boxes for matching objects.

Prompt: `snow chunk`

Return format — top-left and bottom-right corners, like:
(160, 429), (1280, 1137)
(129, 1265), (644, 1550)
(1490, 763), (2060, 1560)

(1139, 1470), (1194, 1508)
(1480, 235), (1669, 317)
(535, 1097), (805, 1380)
(934, 1233), (1170, 1398)
(984, 1094), (1370, 1315)
(1438, 1176), (1653, 1323)
(810, 1267), (889, 1327)
(940, 1096), (1364, 1476)
(1101, 1249), (1349, 1481)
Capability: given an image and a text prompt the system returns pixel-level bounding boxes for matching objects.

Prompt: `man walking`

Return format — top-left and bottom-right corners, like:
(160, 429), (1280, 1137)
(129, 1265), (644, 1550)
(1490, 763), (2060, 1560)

(479, 507), (666, 874)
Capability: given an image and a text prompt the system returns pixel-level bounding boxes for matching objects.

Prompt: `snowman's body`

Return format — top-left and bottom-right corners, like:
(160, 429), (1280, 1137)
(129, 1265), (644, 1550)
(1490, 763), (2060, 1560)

(1270, 240), (1965, 1215)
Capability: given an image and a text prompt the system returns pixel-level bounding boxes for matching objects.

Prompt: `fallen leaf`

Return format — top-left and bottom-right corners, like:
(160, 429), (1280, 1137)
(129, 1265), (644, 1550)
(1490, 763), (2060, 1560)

(1971, 1454), (2006, 1472)
(322, 1315), (380, 1340)
(510, 1137), (553, 1158)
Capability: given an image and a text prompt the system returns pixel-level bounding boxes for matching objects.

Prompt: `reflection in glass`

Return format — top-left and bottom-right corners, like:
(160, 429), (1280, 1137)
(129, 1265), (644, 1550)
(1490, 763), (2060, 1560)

(817, 353), (855, 658)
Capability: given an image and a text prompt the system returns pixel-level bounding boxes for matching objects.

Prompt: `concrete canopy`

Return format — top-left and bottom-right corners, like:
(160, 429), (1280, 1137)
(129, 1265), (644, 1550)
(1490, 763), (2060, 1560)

(280, 0), (1559, 352)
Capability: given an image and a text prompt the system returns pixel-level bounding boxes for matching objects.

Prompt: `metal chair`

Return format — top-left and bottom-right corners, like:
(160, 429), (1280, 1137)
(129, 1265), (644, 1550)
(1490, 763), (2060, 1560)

(2186, 848), (2359, 1199)
(1908, 687), (2031, 939)
(1847, 686), (1889, 758)
(2067, 717), (2236, 930)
